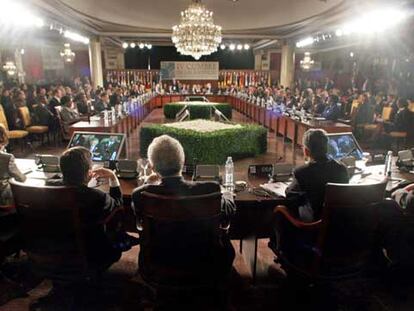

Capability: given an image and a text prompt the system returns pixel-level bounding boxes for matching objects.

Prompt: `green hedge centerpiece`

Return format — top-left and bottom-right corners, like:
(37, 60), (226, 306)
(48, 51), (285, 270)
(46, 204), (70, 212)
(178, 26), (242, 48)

(163, 101), (232, 120)
(140, 120), (267, 164)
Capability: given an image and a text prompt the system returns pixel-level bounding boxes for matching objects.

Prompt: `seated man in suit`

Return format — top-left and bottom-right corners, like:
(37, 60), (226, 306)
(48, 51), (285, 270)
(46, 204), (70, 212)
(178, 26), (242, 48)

(384, 98), (413, 133)
(94, 92), (110, 113)
(55, 147), (135, 269)
(322, 95), (342, 121)
(48, 88), (62, 116)
(286, 129), (349, 221)
(132, 135), (236, 279)
(60, 96), (80, 124)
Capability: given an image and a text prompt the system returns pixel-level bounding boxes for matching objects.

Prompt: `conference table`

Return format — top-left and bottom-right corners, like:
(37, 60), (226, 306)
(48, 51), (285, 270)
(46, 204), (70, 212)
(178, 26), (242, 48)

(15, 158), (414, 282)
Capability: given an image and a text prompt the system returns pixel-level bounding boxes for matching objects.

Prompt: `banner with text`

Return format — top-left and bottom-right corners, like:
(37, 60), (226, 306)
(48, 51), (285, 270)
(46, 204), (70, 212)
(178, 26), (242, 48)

(160, 61), (219, 80)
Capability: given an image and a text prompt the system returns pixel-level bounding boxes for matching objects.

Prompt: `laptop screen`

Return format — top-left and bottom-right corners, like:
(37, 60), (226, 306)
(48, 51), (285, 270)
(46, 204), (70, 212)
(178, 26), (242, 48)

(326, 132), (364, 160)
(67, 132), (126, 162)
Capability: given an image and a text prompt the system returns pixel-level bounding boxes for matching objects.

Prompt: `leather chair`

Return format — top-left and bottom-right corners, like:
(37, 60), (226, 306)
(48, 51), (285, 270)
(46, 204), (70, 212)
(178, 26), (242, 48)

(18, 106), (49, 144)
(0, 105), (28, 150)
(137, 191), (232, 289)
(9, 179), (108, 285)
(272, 181), (387, 280)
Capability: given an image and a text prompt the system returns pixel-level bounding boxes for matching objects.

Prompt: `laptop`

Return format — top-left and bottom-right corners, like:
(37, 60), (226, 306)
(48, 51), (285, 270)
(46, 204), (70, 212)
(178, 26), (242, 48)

(326, 132), (364, 161)
(67, 131), (126, 162)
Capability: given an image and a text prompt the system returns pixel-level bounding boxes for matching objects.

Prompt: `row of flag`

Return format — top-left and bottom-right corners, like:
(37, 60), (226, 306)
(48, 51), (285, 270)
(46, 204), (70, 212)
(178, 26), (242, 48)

(105, 70), (159, 87)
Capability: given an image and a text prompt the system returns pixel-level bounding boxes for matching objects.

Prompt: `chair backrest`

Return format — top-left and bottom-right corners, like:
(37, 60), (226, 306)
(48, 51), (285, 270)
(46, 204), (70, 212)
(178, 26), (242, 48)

(350, 100), (360, 116)
(0, 105), (10, 131)
(18, 106), (32, 127)
(315, 181), (387, 276)
(382, 106), (392, 121)
(138, 191), (223, 285)
(9, 179), (89, 278)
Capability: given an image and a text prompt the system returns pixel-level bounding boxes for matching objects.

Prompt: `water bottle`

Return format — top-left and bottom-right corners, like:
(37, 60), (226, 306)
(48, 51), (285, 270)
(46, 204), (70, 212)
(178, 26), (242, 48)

(225, 156), (234, 191)
(384, 150), (393, 178)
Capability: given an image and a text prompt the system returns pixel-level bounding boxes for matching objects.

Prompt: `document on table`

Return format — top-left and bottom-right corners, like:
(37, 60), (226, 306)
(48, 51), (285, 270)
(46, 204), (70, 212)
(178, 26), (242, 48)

(259, 182), (289, 197)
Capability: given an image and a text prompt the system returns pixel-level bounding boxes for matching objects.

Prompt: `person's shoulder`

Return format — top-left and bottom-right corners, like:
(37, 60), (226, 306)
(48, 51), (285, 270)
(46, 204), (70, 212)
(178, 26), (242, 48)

(131, 183), (154, 200)
(293, 162), (311, 177)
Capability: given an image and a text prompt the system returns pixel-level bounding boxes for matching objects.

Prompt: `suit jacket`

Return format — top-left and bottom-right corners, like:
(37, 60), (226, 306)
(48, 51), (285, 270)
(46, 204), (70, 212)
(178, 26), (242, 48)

(45, 180), (123, 265)
(0, 152), (26, 206)
(393, 108), (413, 132)
(132, 176), (236, 274)
(48, 97), (60, 116)
(322, 103), (341, 121)
(286, 158), (349, 219)
(94, 100), (107, 113)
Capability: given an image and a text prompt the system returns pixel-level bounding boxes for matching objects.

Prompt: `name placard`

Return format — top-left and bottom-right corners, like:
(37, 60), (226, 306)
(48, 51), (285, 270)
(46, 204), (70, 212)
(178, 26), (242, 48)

(161, 61), (219, 80)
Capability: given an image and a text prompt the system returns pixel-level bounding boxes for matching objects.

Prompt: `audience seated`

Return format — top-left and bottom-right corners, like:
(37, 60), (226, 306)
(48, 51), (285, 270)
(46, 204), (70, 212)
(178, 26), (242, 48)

(285, 129), (349, 221)
(132, 135), (236, 280)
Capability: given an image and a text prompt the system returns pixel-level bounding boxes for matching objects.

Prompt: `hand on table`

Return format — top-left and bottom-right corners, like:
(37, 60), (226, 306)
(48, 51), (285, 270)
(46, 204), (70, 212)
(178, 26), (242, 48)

(91, 167), (117, 182)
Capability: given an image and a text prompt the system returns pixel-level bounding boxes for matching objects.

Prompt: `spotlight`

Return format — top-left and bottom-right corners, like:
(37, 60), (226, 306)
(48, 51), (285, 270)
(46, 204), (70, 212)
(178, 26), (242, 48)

(139, 43), (145, 49)
(229, 44), (236, 51)
(335, 29), (343, 37)
(146, 44), (152, 49)
(20, 49), (25, 55)
(130, 42), (136, 48)
(237, 44), (243, 50)
(244, 44), (250, 50)
(122, 42), (128, 49)
(350, 52), (354, 58)
(296, 37), (314, 48)
(220, 44), (226, 50)
(63, 30), (90, 44)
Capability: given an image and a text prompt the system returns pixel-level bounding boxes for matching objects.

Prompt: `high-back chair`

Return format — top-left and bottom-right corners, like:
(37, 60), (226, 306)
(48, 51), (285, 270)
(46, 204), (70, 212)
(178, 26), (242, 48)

(10, 179), (96, 283)
(272, 181), (387, 280)
(138, 191), (228, 287)
(18, 106), (49, 144)
(0, 105), (28, 149)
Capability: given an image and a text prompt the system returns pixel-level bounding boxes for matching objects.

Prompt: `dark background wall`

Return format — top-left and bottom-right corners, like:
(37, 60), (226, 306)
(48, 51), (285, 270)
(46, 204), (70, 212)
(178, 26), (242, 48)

(124, 46), (254, 70)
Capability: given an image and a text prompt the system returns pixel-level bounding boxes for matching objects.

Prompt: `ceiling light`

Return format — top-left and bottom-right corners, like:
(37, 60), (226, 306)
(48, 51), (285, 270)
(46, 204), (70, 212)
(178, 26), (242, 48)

(60, 43), (75, 63)
(350, 52), (354, 58)
(0, 2), (44, 28)
(122, 42), (128, 49)
(229, 44), (236, 51)
(63, 30), (89, 44)
(172, 0), (222, 60)
(237, 44), (243, 50)
(2, 61), (17, 76)
(139, 43), (145, 49)
(146, 44), (152, 49)
(300, 52), (314, 71)
(220, 44), (226, 50)
(296, 37), (314, 48)
(335, 29), (343, 37)
(244, 44), (250, 50)
(130, 42), (136, 48)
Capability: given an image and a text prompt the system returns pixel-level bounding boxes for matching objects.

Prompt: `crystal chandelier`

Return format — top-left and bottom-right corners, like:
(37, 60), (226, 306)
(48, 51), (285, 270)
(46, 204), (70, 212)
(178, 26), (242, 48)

(60, 43), (76, 63)
(2, 61), (17, 76)
(172, 0), (222, 60)
(300, 52), (315, 71)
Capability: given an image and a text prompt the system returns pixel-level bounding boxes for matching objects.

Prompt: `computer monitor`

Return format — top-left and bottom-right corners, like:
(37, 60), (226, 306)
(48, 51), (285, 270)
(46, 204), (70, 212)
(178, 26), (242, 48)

(67, 132), (126, 162)
(326, 132), (364, 160)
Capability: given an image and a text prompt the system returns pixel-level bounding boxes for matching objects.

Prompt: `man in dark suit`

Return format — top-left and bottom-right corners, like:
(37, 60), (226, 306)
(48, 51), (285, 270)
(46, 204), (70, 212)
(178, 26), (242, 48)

(132, 135), (236, 277)
(285, 129), (349, 221)
(55, 147), (131, 268)
(94, 92), (110, 113)
(48, 88), (62, 116)
(386, 98), (413, 132)
(322, 95), (342, 121)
